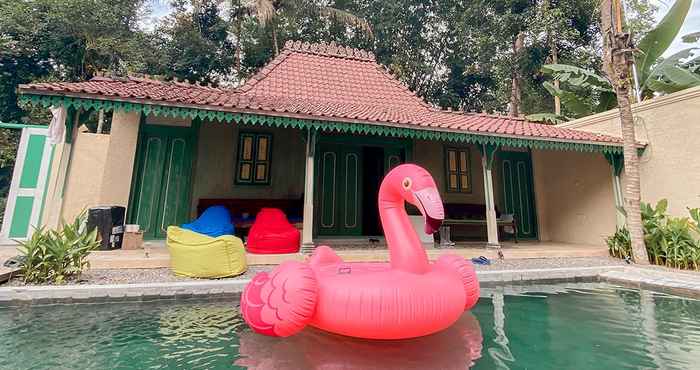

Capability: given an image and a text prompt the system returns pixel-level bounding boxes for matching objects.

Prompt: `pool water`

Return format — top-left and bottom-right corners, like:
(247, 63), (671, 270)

(1, 283), (699, 369)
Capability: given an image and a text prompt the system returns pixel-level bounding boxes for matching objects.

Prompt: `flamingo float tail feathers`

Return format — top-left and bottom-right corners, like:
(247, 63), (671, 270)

(241, 261), (319, 337)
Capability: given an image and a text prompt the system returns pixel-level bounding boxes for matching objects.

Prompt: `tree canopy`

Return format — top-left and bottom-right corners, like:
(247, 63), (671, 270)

(0, 0), (606, 123)
(0, 0), (663, 123)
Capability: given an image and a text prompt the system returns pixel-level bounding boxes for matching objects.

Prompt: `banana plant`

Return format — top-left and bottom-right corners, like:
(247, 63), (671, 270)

(528, 0), (698, 123)
(635, 0), (694, 95)
(645, 49), (700, 94)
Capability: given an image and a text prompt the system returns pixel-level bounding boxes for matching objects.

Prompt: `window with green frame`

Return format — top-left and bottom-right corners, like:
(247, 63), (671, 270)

(445, 147), (471, 193)
(236, 132), (272, 184)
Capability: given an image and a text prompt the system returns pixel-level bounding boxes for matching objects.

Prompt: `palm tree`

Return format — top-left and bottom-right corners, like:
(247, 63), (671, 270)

(600, 0), (649, 265)
(239, 0), (373, 56)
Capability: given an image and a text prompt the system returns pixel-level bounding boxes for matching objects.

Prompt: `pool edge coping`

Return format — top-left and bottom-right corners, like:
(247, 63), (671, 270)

(2, 265), (699, 306)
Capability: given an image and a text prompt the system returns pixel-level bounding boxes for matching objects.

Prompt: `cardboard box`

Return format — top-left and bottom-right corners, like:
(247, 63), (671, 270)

(122, 231), (144, 250)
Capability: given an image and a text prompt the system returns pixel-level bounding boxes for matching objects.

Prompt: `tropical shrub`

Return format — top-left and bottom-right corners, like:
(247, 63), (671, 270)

(606, 199), (700, 270)
(17, 212), (99, 284)
(606, 227), (631, 259)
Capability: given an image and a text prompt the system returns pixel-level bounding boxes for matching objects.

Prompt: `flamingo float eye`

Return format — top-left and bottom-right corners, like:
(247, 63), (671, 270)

(402, 177), (412, 190)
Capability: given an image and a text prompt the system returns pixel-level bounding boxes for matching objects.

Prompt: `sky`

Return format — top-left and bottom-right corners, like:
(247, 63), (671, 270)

(141, 0), (700, 57)
(656, 0), (700, 57)
(140, 1), (172, 31)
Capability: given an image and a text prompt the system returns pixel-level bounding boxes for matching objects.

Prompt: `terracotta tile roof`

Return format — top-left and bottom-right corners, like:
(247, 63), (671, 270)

(18, 40), (621, 145)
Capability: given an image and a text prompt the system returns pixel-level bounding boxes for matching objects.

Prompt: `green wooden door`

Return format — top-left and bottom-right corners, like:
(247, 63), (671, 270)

(499, 151), (538, 240)
(130, 126), (194, 239)
(1, 127), (52, 242)
(316, 144), (363, 236)
(384, 147), (404, 174)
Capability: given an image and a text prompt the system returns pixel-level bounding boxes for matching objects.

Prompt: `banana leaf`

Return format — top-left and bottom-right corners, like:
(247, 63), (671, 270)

(543, 81), (595, 116)
(596, 90), (618, 112)
(682, 31), (700, 43)
(636, 0), (693, 85)
(542, 64), (613, 91)
(645, 48), (700, 93)
(525, 113), (570, 124)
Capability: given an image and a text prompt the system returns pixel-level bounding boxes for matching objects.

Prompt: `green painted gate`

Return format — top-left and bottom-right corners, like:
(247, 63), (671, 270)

(129, 124), (195, 239)
(499, 150), (538, 240)
(315, 144), (363, 236)
(1, 126), (53, 242)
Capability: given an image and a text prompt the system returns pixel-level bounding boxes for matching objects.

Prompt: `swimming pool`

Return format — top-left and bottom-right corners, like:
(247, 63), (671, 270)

(1, 283), (699, 369)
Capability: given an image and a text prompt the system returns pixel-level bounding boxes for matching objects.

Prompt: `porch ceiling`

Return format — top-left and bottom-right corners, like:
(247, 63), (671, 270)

(18, 40), (624, 153)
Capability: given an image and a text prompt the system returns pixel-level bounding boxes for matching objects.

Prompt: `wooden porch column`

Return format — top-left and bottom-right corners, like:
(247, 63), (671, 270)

(301, 129), (317, 253)
(45, 108), (79, 229)
(480, 144), (499, 247)
(604, 153), (626, 228)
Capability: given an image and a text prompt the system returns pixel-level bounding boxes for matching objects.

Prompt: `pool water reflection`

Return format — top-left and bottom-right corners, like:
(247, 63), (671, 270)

(236, 313), (482, 369)
(1, 283), (699, 370)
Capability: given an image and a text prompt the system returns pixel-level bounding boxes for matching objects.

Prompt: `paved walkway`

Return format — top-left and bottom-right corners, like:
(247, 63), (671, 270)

(0, 241), (610, 269)
(600, 266), (700, 299)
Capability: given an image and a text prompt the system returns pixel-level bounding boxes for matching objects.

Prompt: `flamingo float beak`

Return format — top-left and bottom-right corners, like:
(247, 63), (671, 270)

(413, 187), (444, 234)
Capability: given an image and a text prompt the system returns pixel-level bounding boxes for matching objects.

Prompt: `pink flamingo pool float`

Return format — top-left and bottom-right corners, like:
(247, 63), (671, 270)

(241, 164), (480, 339)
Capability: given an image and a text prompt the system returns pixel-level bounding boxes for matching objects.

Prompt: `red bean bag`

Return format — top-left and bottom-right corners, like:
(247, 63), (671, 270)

(246, 208), (300, 254)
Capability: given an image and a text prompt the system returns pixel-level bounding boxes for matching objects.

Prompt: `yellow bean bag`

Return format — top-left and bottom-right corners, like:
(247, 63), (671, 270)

(166, 226), (247, 278)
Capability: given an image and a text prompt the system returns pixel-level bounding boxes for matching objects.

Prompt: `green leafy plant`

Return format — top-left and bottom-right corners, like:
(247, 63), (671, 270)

(529, 0), (699, 123)
(606, 227), (631, 259)
(608, 200), (700, 270)
(17, 212), (99, 284)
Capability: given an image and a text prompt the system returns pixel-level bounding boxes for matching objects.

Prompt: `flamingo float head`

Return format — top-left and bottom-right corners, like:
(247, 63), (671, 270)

(381, 164), (444, 234)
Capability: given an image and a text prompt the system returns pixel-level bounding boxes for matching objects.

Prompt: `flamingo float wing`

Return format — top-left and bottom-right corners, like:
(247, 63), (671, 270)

(435, 254), (480, 310)
(241, 261), (318, 337)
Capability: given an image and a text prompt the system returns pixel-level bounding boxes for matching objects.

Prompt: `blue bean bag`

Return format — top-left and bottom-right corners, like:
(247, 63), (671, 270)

(181, 205), (234, 238)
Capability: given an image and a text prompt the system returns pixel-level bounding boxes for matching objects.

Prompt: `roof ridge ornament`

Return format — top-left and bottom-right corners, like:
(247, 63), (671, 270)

(283, 39), (375, 61)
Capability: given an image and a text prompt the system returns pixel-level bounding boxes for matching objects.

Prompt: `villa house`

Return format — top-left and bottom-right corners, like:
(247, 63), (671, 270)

(6, 41), (628, 250)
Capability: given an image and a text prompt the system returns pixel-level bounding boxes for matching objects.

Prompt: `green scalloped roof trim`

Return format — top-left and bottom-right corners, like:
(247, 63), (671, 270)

(19, 93), (622, 154)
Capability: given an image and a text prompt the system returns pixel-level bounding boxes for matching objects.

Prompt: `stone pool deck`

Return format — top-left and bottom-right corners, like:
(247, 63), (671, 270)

(0, 241), (610, 270)
(1, 257), (698, 306)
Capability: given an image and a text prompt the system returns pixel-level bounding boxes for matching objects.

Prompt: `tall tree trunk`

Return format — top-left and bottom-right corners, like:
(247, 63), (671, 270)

(509, 32), (525, 117)
(551, 40), (561, 115)
(601, 0), (649, 265)
(233, 0), (243, 75)
(271, 25), (279, 56)
(544, 0), (561, 116)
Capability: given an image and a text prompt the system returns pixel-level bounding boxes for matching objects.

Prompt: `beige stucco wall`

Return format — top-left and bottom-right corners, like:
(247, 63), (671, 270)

(532, 149), (616, 245)
(560, 86), (700, 216)
(50, 110), (141, 222)
(61, 132), (110, 220)
(190, 123), (306, 213)
(98, 111), (141, 208)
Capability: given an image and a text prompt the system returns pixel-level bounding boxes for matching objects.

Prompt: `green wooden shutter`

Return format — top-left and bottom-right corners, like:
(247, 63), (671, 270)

(1, 127), (53, 242)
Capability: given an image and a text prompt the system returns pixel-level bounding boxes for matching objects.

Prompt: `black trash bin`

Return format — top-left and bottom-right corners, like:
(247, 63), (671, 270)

(87, 206), (126, 250)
